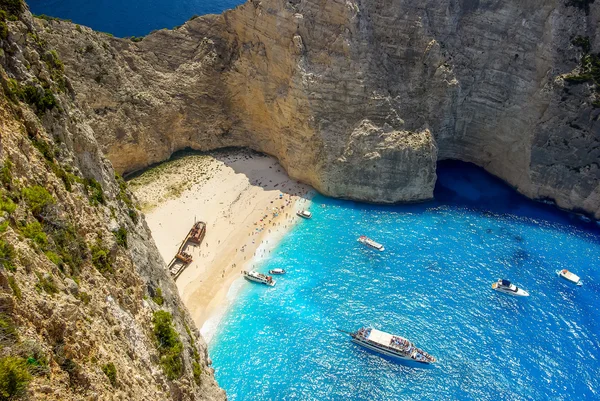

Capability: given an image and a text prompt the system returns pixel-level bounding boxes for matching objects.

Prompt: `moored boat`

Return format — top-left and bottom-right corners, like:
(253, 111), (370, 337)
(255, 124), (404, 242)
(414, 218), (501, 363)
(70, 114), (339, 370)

(242, 270), (276, 286)
(297, 210), (312, 219)
(349, 327), (436, 364)
(556, 269), (582, 286)
(492, 279), (529, 297)
(268, 268), (286, 275)
(358, 235), (385, 251)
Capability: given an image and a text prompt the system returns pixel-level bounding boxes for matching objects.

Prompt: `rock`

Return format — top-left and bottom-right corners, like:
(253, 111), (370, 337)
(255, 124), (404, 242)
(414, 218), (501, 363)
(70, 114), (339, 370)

(65, 278), (79, 295)
(39, 0), (600, 217)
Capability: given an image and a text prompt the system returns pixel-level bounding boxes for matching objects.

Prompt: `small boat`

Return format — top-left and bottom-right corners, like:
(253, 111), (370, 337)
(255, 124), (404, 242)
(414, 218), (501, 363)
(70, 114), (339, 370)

(358, 235), (384, 251)
(349, 327), (436, 365)
(492, 279), (530, 297)
(268, 268), (286, 275)
(296, 210), (312, 219)
(556, 269), (582, 286)
(242, 270), (276, 286)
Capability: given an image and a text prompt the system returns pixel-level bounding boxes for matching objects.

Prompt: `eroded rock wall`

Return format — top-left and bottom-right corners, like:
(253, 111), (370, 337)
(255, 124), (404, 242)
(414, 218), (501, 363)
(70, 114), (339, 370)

(40, 0), (600, 215)
(0, 8), (225, 400)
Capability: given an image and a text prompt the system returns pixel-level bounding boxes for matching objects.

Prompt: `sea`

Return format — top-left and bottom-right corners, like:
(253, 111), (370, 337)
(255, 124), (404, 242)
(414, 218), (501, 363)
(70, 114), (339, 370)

(27, 0), (246, 37)
(209, 161), (600, 400)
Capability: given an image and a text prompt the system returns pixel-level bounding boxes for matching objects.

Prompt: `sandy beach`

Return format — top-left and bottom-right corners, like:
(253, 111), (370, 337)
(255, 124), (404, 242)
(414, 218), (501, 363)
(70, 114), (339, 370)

(129, 149), (313, 337)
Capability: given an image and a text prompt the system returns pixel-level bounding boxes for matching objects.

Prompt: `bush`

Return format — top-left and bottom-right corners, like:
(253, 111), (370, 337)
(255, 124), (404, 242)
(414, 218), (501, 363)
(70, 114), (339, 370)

(84, 178), (104, 206)
(151, 287), (164, 306)
(31, 137), (55, 161)
(114, 227), (127, 248)
(90, 241), (112, 274)
(192, 361), (202, 385)
(47, 223), (86, 276)
(0, 195), (16, 214)
(152, 311), (183, 380)
(21, 221), (47, 248)
(0, 314), (17, 345)
(7, 276), (20, 299)
(44, 250), (62, 267)
(35, 273), (58, 295)
(22, 341), (49, 376)
(0, 0), (24, 17)
(101, 362), (117, 387)
(0, 160), (12, 188)
(0, 240), (15, 271)
(43, 50), (64, 72)
(18, 85), (57, 114)
(0, 356), (31, 399)
(0, 21), (7, 41)
(22, 186), (54, 217)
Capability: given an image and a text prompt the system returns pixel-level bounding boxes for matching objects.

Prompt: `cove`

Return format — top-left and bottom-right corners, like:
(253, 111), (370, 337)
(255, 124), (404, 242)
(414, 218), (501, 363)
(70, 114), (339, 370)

(209, 161), (600, 400)
(27, 0), (246, 37)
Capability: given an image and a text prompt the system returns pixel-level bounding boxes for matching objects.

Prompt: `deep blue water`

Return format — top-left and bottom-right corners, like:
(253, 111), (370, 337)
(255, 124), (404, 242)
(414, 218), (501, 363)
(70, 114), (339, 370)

(210, 161), (600, 400)
(27, 0), (246, 37)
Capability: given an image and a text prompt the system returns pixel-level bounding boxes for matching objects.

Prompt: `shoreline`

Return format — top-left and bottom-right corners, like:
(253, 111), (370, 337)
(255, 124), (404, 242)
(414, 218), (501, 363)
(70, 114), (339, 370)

(128, 149), (313, 334)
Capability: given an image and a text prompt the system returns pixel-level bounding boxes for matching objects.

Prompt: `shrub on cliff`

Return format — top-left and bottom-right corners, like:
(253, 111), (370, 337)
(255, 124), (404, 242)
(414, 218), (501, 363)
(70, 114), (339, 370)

(0, 356), (31, 399)
(152, 311), (183, 380)
(90, 241), (112, 275)
(0, 0), (24, 18)
(84, 178), (104, 206)
(114, 227), (127, 249)
(0, 240), (15, 271)
(21, 221), (48, 248)
(22, 186), (54, 217)
(101, 362), (117, 387)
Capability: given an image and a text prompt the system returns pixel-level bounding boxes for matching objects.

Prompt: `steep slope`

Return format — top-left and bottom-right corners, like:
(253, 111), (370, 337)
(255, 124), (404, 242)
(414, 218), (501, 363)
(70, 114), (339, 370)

(0, 4), (225, 400)
(39, 0), (600, 215)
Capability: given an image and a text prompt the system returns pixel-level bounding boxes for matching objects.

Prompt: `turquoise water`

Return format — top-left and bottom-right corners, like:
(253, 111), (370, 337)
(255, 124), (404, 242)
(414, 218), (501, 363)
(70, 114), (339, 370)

(210, 161), (600, 400)
(27, 0), (246, 37)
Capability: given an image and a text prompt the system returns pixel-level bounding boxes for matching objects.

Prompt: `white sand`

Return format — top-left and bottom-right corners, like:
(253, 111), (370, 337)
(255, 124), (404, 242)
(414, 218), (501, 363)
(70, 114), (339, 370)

(129, 150), (313, 333)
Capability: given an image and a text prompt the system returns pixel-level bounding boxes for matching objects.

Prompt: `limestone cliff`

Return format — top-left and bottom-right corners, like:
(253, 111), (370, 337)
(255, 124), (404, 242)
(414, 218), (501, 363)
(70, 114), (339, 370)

(0, 5), (225, 400)
(40, 0), (600, 212)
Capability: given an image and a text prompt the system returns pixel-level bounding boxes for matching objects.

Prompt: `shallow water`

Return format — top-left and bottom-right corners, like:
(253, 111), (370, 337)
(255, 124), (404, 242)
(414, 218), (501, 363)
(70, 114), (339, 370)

(210, 161), (600, 400)
(27, 0), (246, 37)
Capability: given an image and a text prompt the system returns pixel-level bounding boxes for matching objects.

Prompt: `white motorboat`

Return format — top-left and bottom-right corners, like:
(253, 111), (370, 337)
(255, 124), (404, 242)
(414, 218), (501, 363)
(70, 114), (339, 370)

(358, 235), (384, 251)
(269, 268), (286, 275)
(349, 327), (436, 365)
(556, 269), (582, 286)
(296, 210), (312, 219)
(242, 270), (275, 286)
(492, 279), (530, 297)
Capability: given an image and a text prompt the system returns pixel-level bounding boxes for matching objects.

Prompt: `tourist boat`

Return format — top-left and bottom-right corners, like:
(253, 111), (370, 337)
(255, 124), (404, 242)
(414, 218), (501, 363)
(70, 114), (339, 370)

(296, 210), (312, 219)
(268, 268), (286, 275)
(242, 270), (276, 286)
(349, 327), (436, 364)
(556, 269), (583, 286)
(357, 236), (385, 251)
(492, 279), (530, 297)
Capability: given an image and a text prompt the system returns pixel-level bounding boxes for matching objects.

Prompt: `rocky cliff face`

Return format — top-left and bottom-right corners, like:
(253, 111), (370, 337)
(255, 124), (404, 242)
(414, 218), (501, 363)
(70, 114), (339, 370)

(39, 0), (600, 211)
(0, 6), (225, 400)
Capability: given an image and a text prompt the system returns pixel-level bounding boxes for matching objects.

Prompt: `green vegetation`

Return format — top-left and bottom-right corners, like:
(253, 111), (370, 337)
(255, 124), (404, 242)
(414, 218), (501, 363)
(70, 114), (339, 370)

(84, 178), (105, 206)
(90, 240), (112, 275)
(0, 10), (7, 41)
(0, 194), (16, 215)
(35, 273), (58, 295)
(101, 362), (117, 387)
(0, 160), (13, 188)
(23, 341), (49, 376)
(192, 361), (202, 385)
(46, 223), (86, 276)
(114, 227), (127, 249)
(0, 0), (24, 18)
(21, 221), (47, 248)
(152, 311), (183, 380)
(151, 287), (164, 306)
(16, 84), (57, 114)
(0, 314), (17, 345)
(78, 291), (90, 304)
(129, 36), (143, 42)
(33, 14), (71, 23)
(7, 276), (21, 299)
(0, 240), (15, 271)
(22, 185), (54, 217)
(0, 356), (31, 400)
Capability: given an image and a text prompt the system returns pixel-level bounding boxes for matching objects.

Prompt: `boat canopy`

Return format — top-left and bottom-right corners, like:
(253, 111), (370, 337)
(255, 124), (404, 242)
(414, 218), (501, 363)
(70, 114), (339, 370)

(366, 328), (395, 347)
(500, 279), (511, 287)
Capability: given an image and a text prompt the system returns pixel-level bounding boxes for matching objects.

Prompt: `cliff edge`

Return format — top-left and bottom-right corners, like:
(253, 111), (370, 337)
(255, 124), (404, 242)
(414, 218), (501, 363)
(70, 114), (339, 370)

(38, 0), (600, 216)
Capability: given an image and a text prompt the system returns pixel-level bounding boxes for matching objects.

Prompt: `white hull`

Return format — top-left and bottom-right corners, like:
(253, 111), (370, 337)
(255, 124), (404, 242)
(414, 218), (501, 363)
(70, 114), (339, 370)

(243, 271), (275, 286)
(557, 270), (582, 286)
(358, 237), (385, 252)
(351, 338), (430, 364)
(493, 287), (529, 297)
